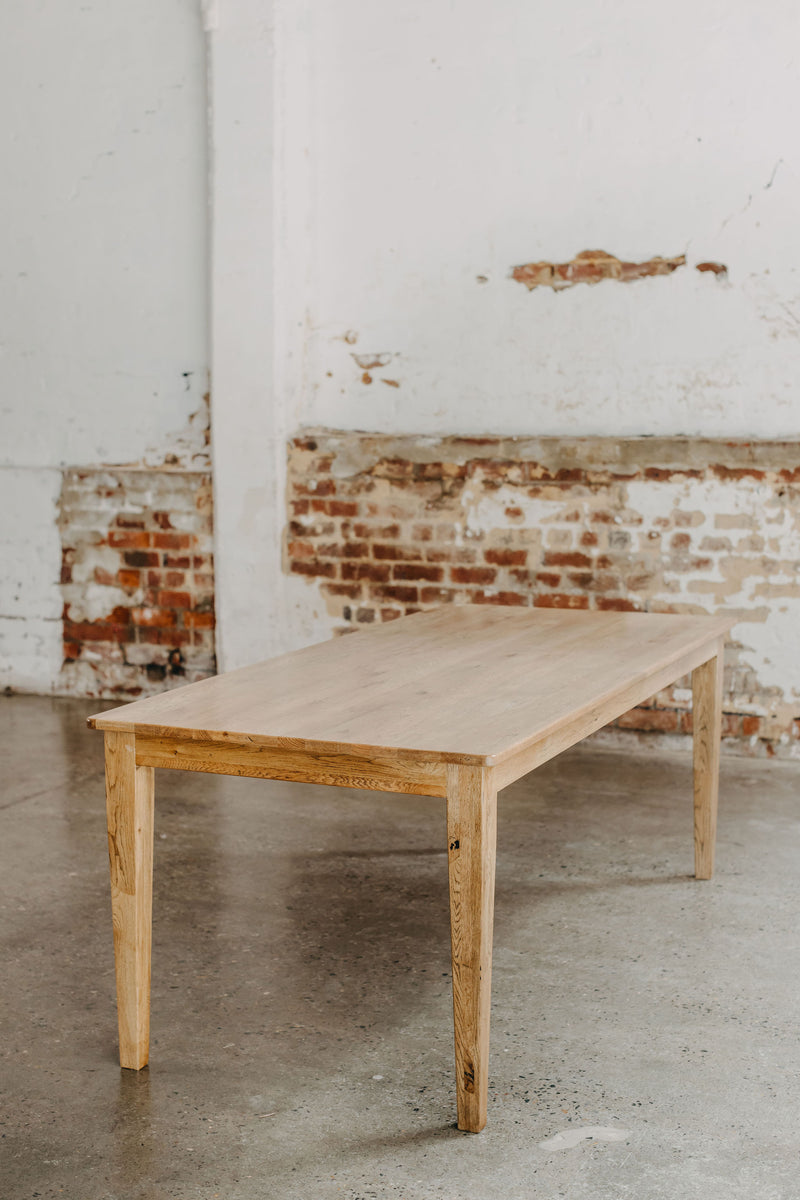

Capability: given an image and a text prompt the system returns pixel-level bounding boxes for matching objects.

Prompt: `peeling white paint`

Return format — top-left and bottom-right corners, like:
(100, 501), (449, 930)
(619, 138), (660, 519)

(284, 1), (800, 439)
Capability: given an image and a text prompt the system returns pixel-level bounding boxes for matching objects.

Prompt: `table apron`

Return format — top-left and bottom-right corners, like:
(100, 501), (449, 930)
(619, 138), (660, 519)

(134, 735), (448, 797)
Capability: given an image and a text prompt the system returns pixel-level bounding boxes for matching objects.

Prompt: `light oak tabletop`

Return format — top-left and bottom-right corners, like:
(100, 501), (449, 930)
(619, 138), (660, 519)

(89, 608), (733, 767)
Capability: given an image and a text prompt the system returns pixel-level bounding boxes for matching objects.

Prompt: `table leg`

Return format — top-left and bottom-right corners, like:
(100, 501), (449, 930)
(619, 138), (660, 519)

(104, 730), (154, 1069)
(446, 763), (497, 1133)
(692, 646), (724, 880)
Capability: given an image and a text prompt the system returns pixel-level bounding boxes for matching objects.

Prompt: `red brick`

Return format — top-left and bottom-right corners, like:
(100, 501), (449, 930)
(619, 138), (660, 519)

(375, 584), (419, 603)
(124, 550), (160, 568)
(450, 566), (496, 586)
(616, 707), (679, 733)
(138, 628), (192, 646)
(341, 562), (391, 583)
(420, 587), (456, 603)
(380, 608), (403, 621)
(471, 590), (527, 606)
(292, 478), (336, 497)
(62, 640), (81, 661)
(580, 530), (598, 547)
(63, 618), (129, 643)
(165, 571), (186, 587)
(321, 582), (362, 599)
(288, 539), (316, 559)
(373, 543), (423, 561)
(356, 608), (375, 623)
(412, 524), (434, 541)
(60, 548), (75, 585)
(742, 715), (761, 737)
(542, 551), (591, 568)
(114, 514), (146, 530)
(596, 597), (641, 612)
(484, 548), (527, 567)
(567, 572), (594, 589)
(324, 500), (359, 517)
(535, 572), (561, 588)
(117, 569), (141, 590)
(108, 530), (150, 550)
(591, 512), (616, 524)
(353, 521), (400, 540)
(158, 590), (192, 609)
(317, 541), (370, 559)
(290, 519), (336, 538)
(290, 559), (337, 579)
(393, 563), (444, 582)
(163, 554), (191, 569)
(153, 532), (193, 551)
(670, 533), (691, 551)
(291, 499), (310, 515)
(425, 547), (479, 565)
(131, 607), (176, 628)
(153, 511), (173, 529)
(183, 610), (215, 628)
(533, 593), (590, 610)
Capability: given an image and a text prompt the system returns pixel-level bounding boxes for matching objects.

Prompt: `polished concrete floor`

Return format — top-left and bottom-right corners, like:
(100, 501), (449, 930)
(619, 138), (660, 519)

(2, 695), (799, 1200)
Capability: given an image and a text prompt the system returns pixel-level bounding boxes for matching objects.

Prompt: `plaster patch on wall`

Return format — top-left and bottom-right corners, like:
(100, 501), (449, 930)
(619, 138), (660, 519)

(512, 250), (686, 291)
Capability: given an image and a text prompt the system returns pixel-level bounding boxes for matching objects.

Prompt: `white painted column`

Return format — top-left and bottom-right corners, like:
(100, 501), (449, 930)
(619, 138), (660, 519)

(207, 0), (287, 670)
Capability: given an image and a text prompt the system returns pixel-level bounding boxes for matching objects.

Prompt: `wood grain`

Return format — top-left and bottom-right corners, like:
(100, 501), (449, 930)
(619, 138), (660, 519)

(89, 609), (735, 768)
(492, 637), (726, 790)
(692, 644), (724, 879)
(105, 730), (154, 1070)
(447, 764), (497, 1133)
(134, 735), (447, 796)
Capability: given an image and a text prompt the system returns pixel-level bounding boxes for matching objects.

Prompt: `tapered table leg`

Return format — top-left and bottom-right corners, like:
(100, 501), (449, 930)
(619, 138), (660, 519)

(692, 644), (724, 880)
(446, 763), (498, 1132)
(104, 730), (154, 1068)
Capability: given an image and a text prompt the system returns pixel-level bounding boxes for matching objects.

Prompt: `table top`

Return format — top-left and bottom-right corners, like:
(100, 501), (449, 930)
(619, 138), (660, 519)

(89, 608), (733, 767)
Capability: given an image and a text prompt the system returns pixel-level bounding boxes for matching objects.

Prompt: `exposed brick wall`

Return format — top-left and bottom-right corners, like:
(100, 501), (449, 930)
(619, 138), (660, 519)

(286, 431), (800, 755)
(59, 467), (215, 697)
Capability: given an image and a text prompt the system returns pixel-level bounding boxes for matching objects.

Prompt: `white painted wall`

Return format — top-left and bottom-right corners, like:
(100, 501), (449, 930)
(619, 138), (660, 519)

(293, 0), (800, 439)
(0, 0), (208, 690)
(4, 0), (798, 682)
(208, 0), (286, 672)
(210, 0), (800, 668)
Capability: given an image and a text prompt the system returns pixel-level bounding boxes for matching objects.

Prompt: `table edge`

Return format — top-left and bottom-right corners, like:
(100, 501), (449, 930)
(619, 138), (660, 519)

(87, 619), (733, 770)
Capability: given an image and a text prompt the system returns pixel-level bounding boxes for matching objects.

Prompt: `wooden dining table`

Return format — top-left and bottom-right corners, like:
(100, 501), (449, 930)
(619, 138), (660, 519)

(89, 606), (732, 1132)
